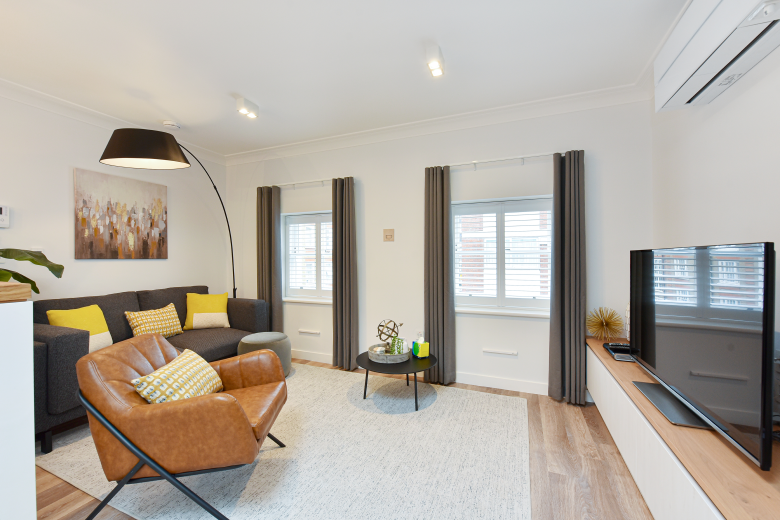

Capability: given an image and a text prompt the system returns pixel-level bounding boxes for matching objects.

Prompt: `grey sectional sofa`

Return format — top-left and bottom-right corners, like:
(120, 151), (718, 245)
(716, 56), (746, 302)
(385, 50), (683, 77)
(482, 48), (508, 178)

(32, 285), (269, 453)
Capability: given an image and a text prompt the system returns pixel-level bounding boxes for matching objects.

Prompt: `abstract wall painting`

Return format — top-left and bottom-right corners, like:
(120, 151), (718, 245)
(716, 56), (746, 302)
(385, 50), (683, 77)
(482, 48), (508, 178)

(74, 168), (168, 259)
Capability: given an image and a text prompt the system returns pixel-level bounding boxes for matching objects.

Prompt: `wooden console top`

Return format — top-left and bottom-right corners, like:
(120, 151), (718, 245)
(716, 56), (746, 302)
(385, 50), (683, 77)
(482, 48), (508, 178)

(587, 338), (780, 520)
(0, 281), (31, 303)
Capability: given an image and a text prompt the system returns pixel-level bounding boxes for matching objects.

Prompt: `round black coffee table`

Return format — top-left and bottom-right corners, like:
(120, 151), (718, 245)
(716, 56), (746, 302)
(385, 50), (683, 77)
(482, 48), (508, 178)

(356, 352), (438, 411)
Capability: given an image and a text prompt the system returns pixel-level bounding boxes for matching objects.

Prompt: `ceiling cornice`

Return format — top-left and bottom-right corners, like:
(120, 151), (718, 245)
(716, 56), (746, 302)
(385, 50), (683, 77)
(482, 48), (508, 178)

(225, 80), (653, 166)
(0, 76), (227, 166)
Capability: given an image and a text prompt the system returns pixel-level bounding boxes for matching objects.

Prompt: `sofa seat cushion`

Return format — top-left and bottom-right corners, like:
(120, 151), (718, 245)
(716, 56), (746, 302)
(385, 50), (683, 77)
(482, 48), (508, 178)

(222, 382), (286, 441)
(166, 328), (252, 362)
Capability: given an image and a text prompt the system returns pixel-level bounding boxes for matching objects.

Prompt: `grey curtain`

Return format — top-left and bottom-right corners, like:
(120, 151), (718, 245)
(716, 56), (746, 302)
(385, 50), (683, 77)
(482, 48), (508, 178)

(332, 177), (359, 370)
(548, 151), (587, 404)
(257, 186), (283, 333)
(424, 166), (456, 385)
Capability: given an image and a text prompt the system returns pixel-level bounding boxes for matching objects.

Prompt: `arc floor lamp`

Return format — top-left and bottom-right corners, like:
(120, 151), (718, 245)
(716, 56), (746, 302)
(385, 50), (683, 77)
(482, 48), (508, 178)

(99, 128), (237, 298)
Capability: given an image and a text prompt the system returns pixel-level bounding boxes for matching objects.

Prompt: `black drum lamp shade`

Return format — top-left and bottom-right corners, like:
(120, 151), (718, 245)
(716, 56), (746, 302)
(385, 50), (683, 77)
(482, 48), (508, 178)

(99, 128), (190, 170)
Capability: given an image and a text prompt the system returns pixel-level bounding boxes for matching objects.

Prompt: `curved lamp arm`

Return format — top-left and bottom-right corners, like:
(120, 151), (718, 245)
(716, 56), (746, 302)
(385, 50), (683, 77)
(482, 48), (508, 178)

(178, 145), (237, 298)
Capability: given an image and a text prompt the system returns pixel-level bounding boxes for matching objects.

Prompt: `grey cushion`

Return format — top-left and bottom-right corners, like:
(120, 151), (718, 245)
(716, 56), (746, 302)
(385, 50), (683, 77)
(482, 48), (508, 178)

(137, 285), (209, 328)
(238, 332), (292, 376)
(166, 327), (252, 362)
(33, 338), (85, 433)
(33, 291), (139, 344)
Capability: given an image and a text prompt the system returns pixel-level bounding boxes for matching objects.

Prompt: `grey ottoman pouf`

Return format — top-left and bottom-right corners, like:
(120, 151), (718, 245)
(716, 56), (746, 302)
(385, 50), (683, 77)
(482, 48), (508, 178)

(238, 332), (292, 377)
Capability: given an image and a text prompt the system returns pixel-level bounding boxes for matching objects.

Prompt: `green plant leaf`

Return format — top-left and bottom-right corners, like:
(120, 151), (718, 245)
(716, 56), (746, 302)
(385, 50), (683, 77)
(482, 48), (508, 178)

(0, 268), (40, 293)
(0, 249), (64, 278)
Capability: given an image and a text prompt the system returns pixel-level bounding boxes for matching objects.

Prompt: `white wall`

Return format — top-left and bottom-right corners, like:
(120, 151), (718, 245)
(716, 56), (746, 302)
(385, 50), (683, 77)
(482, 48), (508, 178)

(0, 95), (230, 300)
(227, 100), (654, 393)
(651, 46), (780, 336)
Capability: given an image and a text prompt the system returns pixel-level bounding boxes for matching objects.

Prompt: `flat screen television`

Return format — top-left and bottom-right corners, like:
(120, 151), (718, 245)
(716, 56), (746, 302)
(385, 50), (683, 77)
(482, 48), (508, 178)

(630, 242), (775, 470)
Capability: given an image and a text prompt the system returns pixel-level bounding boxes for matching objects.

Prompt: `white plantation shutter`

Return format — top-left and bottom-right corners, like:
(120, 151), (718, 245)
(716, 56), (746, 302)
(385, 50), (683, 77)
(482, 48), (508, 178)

(454, 212), (498, 299)
(505, 211), (552, 300)
(653, 249), (697, 305)
(288, 221), (317, 291)
(709, 245), (764, 310)
(321, 221), (333, 291)
(284, 213), (332, 298)
(453, 198), (552, 309)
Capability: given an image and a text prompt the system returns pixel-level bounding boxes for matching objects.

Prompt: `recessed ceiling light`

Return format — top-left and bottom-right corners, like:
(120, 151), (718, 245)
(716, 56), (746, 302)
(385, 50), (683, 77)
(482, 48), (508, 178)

(236, 97), (259, 119)
(426, 44), (444, 77)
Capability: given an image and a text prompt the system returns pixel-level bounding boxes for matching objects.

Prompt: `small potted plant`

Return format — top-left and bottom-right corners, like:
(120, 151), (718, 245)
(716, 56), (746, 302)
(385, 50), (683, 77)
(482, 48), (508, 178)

(0, 249), (64, 294)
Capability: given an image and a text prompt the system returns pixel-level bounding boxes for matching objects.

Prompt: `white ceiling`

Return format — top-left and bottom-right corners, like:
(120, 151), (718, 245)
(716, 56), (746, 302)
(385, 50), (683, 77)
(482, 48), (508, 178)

(0, 0), (686, 156)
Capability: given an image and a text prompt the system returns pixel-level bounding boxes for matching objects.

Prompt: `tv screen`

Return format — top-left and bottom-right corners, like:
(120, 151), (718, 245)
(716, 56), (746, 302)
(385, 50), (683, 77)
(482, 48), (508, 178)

(630, 242), (775, 470)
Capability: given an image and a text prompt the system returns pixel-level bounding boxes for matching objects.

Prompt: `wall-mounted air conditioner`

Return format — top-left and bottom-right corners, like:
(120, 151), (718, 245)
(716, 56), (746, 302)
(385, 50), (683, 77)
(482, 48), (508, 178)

(655, 0), (780, 111)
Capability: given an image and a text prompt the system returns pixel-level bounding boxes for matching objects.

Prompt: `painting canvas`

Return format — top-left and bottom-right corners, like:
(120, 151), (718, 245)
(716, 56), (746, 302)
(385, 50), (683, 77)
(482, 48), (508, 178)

(74, 168), (168, 259)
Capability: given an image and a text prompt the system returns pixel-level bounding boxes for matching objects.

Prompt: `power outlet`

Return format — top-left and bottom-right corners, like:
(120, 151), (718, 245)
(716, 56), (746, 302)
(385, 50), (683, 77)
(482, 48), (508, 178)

(383, 229), (394, 242)
(0, 206), (8, 228)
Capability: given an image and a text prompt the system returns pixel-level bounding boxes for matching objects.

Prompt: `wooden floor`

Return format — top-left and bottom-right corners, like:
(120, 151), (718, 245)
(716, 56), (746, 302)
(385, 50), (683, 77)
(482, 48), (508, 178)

(36, 359), (653, 520)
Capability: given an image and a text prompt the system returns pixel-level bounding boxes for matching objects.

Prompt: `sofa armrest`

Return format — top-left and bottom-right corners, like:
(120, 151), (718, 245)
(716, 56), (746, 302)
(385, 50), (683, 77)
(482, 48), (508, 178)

(98, 394), (259, 481)
(226, 298), (269, 333)
(210, 349), (285, 391)
(34, 323), (90, 415)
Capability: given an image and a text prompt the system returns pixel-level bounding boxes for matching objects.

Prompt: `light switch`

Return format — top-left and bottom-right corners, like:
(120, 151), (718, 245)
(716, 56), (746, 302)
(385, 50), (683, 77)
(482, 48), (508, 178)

(383, 229), (394, 242)
(0, 206), (8, 228)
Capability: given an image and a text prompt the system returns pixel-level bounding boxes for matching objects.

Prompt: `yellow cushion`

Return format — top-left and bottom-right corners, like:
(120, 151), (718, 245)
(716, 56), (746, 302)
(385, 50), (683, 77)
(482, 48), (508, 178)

(125, 304), (183, 338)
(183, 292), (230, 330)
(47, 305), (113, 353)
(131, 349), (223, 404)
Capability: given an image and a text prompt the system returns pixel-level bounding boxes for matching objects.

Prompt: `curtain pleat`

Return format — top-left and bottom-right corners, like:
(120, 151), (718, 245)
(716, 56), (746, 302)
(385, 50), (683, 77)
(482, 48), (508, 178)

(548, 151), (587, 404)
(257, 186), (283, 332)
(424, 166), (456, 385)
(332, 177), (359, 370)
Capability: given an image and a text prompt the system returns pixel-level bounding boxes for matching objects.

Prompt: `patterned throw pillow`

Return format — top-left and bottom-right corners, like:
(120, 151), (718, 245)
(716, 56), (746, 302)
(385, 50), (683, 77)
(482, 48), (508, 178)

(131, 349), (223, 404)
(47, 305), (113, 352)
(125, 303), (183, 338)
(183, 292), (230, 330)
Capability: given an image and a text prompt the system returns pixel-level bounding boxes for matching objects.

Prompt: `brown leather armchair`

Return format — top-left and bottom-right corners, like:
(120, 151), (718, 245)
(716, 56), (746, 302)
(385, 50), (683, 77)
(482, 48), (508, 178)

(76, 333), (287, 520)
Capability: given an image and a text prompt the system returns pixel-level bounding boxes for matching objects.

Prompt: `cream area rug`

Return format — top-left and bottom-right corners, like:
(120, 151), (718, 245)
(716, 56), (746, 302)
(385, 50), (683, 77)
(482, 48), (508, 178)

(36, 363), (531, 520)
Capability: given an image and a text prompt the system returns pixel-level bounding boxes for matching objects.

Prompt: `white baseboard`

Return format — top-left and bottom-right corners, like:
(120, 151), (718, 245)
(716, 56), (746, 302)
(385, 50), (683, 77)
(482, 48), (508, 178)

(455, 371), (547, 395)
(291, 348), (333, 364)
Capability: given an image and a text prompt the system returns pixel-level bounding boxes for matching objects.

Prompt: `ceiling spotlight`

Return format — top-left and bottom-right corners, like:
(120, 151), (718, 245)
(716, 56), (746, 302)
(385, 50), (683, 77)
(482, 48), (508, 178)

(236, 97), (259, 119)
(426, 44), (444, 77)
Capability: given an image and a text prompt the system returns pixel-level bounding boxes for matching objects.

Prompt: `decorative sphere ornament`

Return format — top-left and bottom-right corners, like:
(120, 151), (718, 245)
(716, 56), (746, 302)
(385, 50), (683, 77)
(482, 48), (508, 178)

(376, 319), (403, 343)
(586, 307), (624, 341)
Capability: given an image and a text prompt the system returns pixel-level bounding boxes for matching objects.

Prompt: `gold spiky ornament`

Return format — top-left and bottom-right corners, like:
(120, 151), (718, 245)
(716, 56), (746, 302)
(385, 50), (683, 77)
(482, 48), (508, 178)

(586, 307), (624, 341)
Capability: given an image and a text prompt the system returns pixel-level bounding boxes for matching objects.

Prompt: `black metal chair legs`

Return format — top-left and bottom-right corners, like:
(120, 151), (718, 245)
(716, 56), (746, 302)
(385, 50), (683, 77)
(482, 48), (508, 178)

(267, 432), (286, 448)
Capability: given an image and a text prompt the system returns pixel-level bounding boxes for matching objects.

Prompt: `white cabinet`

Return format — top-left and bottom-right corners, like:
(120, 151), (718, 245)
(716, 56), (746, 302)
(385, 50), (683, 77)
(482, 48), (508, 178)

(586, 348), (725, 520)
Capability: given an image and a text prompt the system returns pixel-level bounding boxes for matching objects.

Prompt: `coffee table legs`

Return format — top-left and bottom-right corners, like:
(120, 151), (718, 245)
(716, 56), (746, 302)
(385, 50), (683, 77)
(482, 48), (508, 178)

(406, 373), (409, 386)
(414, 372), (418, 411)
(364, 369), (369, 399)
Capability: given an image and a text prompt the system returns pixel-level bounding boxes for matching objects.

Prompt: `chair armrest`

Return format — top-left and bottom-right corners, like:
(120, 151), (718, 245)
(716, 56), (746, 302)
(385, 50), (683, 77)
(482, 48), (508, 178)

(210, 349), (285, 391)
(226, 298), (269, 333)
(115, 393), (259, 478)
(34, 323), (89, 415)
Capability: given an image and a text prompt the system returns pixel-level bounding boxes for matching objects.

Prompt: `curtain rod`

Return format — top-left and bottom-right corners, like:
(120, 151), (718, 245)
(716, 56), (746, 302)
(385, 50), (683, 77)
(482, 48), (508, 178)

(449, 152), (561, 168)
(273, 178), (332, 188)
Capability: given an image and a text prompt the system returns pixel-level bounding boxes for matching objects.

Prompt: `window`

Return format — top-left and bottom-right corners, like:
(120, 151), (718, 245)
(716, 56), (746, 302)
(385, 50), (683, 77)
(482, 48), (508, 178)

(453, 197), (552, 310)
(284, 212), (332, 300)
